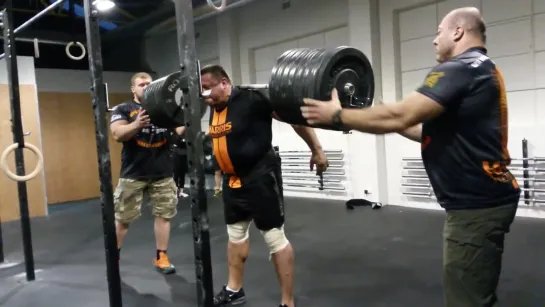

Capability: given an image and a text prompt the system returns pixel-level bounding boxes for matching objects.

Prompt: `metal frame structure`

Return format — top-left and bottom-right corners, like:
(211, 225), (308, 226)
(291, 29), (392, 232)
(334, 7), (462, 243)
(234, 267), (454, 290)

(82, 1), (122, 306)
(173, 1), (215, 306)
(82, 0), (214, 306)
(0, 0), (67, 60)
(1, 0), (38, 282)
(1, 0), (214, 305)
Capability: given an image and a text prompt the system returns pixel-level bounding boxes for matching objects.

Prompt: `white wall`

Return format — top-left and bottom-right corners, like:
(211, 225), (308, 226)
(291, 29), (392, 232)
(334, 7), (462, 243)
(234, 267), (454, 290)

(237, 0), (349, 84)
(145, 18), (219, 78)
(0, 56), (37, 85)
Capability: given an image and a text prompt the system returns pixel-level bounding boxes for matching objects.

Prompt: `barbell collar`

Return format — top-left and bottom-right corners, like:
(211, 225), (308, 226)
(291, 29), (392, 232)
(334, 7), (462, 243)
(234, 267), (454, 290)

(238, 84), (269, 89)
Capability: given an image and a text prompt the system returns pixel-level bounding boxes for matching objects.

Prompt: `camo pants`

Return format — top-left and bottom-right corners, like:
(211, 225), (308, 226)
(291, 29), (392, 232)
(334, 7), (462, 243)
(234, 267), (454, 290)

(113, 177), (178, 224)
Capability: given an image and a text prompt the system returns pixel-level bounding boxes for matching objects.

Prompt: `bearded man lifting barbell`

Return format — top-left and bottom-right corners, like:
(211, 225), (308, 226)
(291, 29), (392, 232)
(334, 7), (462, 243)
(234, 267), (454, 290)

(302, 7), (521, 307)
(200, 64), (328, 307)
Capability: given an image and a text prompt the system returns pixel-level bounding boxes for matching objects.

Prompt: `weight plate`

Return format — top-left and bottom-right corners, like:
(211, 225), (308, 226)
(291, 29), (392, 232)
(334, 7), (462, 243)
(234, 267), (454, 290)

(315, 46), (375, 109)
(268, 46), (375, 130)
(141, 71), (207, 129)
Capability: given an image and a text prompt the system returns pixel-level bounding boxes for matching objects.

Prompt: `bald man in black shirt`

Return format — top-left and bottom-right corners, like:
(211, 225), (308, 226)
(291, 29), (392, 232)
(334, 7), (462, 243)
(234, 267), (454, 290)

(302, 7), (520, 307)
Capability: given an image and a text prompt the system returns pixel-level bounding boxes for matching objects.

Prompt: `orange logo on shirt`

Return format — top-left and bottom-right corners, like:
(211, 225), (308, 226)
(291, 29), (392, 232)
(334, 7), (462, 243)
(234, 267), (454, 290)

(424, 72), (445, 88)
(136, 139), (167, 148)
(209, 122), (232, 137)
(129, 110), (139, 118)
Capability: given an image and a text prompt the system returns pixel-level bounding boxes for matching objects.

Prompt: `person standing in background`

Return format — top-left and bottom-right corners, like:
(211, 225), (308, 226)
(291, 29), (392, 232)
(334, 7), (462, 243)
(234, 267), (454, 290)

(110, 72), (184, 275)
(171, 128), (189, 198)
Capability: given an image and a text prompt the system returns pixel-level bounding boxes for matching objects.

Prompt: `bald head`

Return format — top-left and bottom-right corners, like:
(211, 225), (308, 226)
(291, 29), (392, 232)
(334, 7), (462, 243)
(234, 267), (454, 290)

(433, 7), (487, 63)
(444, 7), (486, 43)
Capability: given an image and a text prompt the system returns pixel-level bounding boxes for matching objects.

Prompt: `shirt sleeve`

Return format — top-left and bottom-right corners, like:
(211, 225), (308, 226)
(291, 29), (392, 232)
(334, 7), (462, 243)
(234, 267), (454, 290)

(110, 104), (129, 124)
(251, 90), (274, 118)
(416, 61), (472, 108)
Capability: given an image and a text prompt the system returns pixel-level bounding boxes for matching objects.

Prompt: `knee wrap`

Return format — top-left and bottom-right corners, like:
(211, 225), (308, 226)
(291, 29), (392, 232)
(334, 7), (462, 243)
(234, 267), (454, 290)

(260, 226), (289, 254)
(227, 220), (251, 243)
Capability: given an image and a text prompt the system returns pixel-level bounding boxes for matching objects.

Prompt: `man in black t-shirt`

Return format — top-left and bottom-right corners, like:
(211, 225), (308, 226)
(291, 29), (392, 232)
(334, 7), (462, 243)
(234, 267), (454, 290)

(302, 7), (520, 307)
(201, 65), (328, 307)
(110, 72), (184, 275)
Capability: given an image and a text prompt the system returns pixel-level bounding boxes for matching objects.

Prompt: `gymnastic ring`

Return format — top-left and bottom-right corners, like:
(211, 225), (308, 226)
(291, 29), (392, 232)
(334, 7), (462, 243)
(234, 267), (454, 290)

(206, 0), (226, 10)
(65, 41), (86, 61)
(0, 143), (44, 182)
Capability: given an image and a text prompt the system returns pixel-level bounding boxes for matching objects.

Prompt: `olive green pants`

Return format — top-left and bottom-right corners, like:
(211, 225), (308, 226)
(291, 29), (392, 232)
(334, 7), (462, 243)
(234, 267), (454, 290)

(443, 202), (518, 307)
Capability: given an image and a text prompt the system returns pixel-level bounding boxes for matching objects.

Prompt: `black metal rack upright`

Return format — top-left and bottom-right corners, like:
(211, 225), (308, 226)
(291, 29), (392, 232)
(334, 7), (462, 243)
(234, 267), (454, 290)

(82, 1), (122, 307)
(1, 1), (36, 282)
(522, 138), (530, 204)
(82, 0), (215, 306)
(173, 1), (215, 306)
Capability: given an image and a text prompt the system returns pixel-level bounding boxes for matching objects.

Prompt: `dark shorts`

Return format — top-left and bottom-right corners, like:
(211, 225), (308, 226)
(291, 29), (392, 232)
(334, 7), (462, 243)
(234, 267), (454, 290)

(222, 168), (284, 231)
(173, 154), (187, 181)
(443, 200), (519, 307)
(212, 155), (221, 172)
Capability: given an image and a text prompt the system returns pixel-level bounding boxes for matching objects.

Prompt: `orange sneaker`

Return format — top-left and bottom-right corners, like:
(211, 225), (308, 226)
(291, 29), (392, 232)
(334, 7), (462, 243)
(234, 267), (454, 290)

(153, 251), (176, 275)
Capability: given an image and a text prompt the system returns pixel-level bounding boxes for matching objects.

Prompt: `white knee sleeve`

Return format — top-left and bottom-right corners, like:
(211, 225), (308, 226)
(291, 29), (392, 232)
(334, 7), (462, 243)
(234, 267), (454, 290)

(260, 226), (290, 254)
(226, 220), (251, 243)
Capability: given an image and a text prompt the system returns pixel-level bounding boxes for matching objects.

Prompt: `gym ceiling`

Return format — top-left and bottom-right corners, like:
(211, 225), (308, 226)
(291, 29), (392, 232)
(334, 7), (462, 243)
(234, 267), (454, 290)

(0, 0), (214, 71)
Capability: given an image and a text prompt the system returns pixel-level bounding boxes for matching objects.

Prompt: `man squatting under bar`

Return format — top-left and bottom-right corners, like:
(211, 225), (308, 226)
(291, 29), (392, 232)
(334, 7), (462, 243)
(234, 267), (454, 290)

(201, 64), (329, 307)
(301, 7), (520, 307)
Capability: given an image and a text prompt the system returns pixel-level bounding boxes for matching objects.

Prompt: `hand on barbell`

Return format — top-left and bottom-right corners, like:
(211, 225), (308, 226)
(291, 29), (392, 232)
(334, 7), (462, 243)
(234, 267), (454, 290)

(301, 88), (342, 125)
(135, 109), (152, 129)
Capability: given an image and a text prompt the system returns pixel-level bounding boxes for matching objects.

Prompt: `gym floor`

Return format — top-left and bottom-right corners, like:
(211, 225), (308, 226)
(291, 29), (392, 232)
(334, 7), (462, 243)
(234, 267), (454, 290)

(0, 194), (544, 307)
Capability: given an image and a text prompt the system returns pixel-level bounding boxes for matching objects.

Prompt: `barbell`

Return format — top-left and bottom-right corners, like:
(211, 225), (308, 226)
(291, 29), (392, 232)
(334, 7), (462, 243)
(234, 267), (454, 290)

(140, 46), (375, 130)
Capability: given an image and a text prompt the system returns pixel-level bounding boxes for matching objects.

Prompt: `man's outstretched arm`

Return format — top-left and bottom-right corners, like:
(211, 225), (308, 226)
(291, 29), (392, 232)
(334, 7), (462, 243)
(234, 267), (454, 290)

(338, 92), (442, 134)
(301, 61), (472, 135)
(399, 124), (422, 143)
(272, 113), (322, 152)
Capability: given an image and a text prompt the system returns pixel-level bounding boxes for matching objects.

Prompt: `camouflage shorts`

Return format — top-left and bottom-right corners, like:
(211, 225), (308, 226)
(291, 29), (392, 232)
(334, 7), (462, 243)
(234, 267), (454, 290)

(113, 177), (178, 224)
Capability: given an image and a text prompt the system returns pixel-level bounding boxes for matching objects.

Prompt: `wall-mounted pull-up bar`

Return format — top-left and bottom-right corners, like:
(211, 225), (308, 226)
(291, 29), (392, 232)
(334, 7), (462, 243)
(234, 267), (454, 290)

(0, 0), (86, 61)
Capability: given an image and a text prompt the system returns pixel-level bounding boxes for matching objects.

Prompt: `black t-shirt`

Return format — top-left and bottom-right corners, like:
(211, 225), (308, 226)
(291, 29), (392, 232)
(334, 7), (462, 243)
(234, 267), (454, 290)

(416, 47), (521, 210)
(208, 87), (277, 185)
(110, 100), (173, 180)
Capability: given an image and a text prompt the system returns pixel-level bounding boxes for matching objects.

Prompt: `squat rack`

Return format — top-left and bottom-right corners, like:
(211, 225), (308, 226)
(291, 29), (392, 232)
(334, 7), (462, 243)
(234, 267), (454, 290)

(83, 0), (217, 306)
(0, 0), (77, 60)
(1, 0), (218, 305)
(0, 0), (87, 281)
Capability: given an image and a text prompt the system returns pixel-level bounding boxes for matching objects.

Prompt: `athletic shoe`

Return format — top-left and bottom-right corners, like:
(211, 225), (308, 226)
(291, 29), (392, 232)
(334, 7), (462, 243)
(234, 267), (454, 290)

(153, 251), (176, 275)
(178, 188), (188, 198)
(213, 285), (246, 306)
(214, 189), (222, 197)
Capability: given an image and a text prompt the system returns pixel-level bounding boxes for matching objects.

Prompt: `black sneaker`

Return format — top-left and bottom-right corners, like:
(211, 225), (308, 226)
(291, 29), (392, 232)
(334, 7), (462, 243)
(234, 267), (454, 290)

(213, 285), (246, 306)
